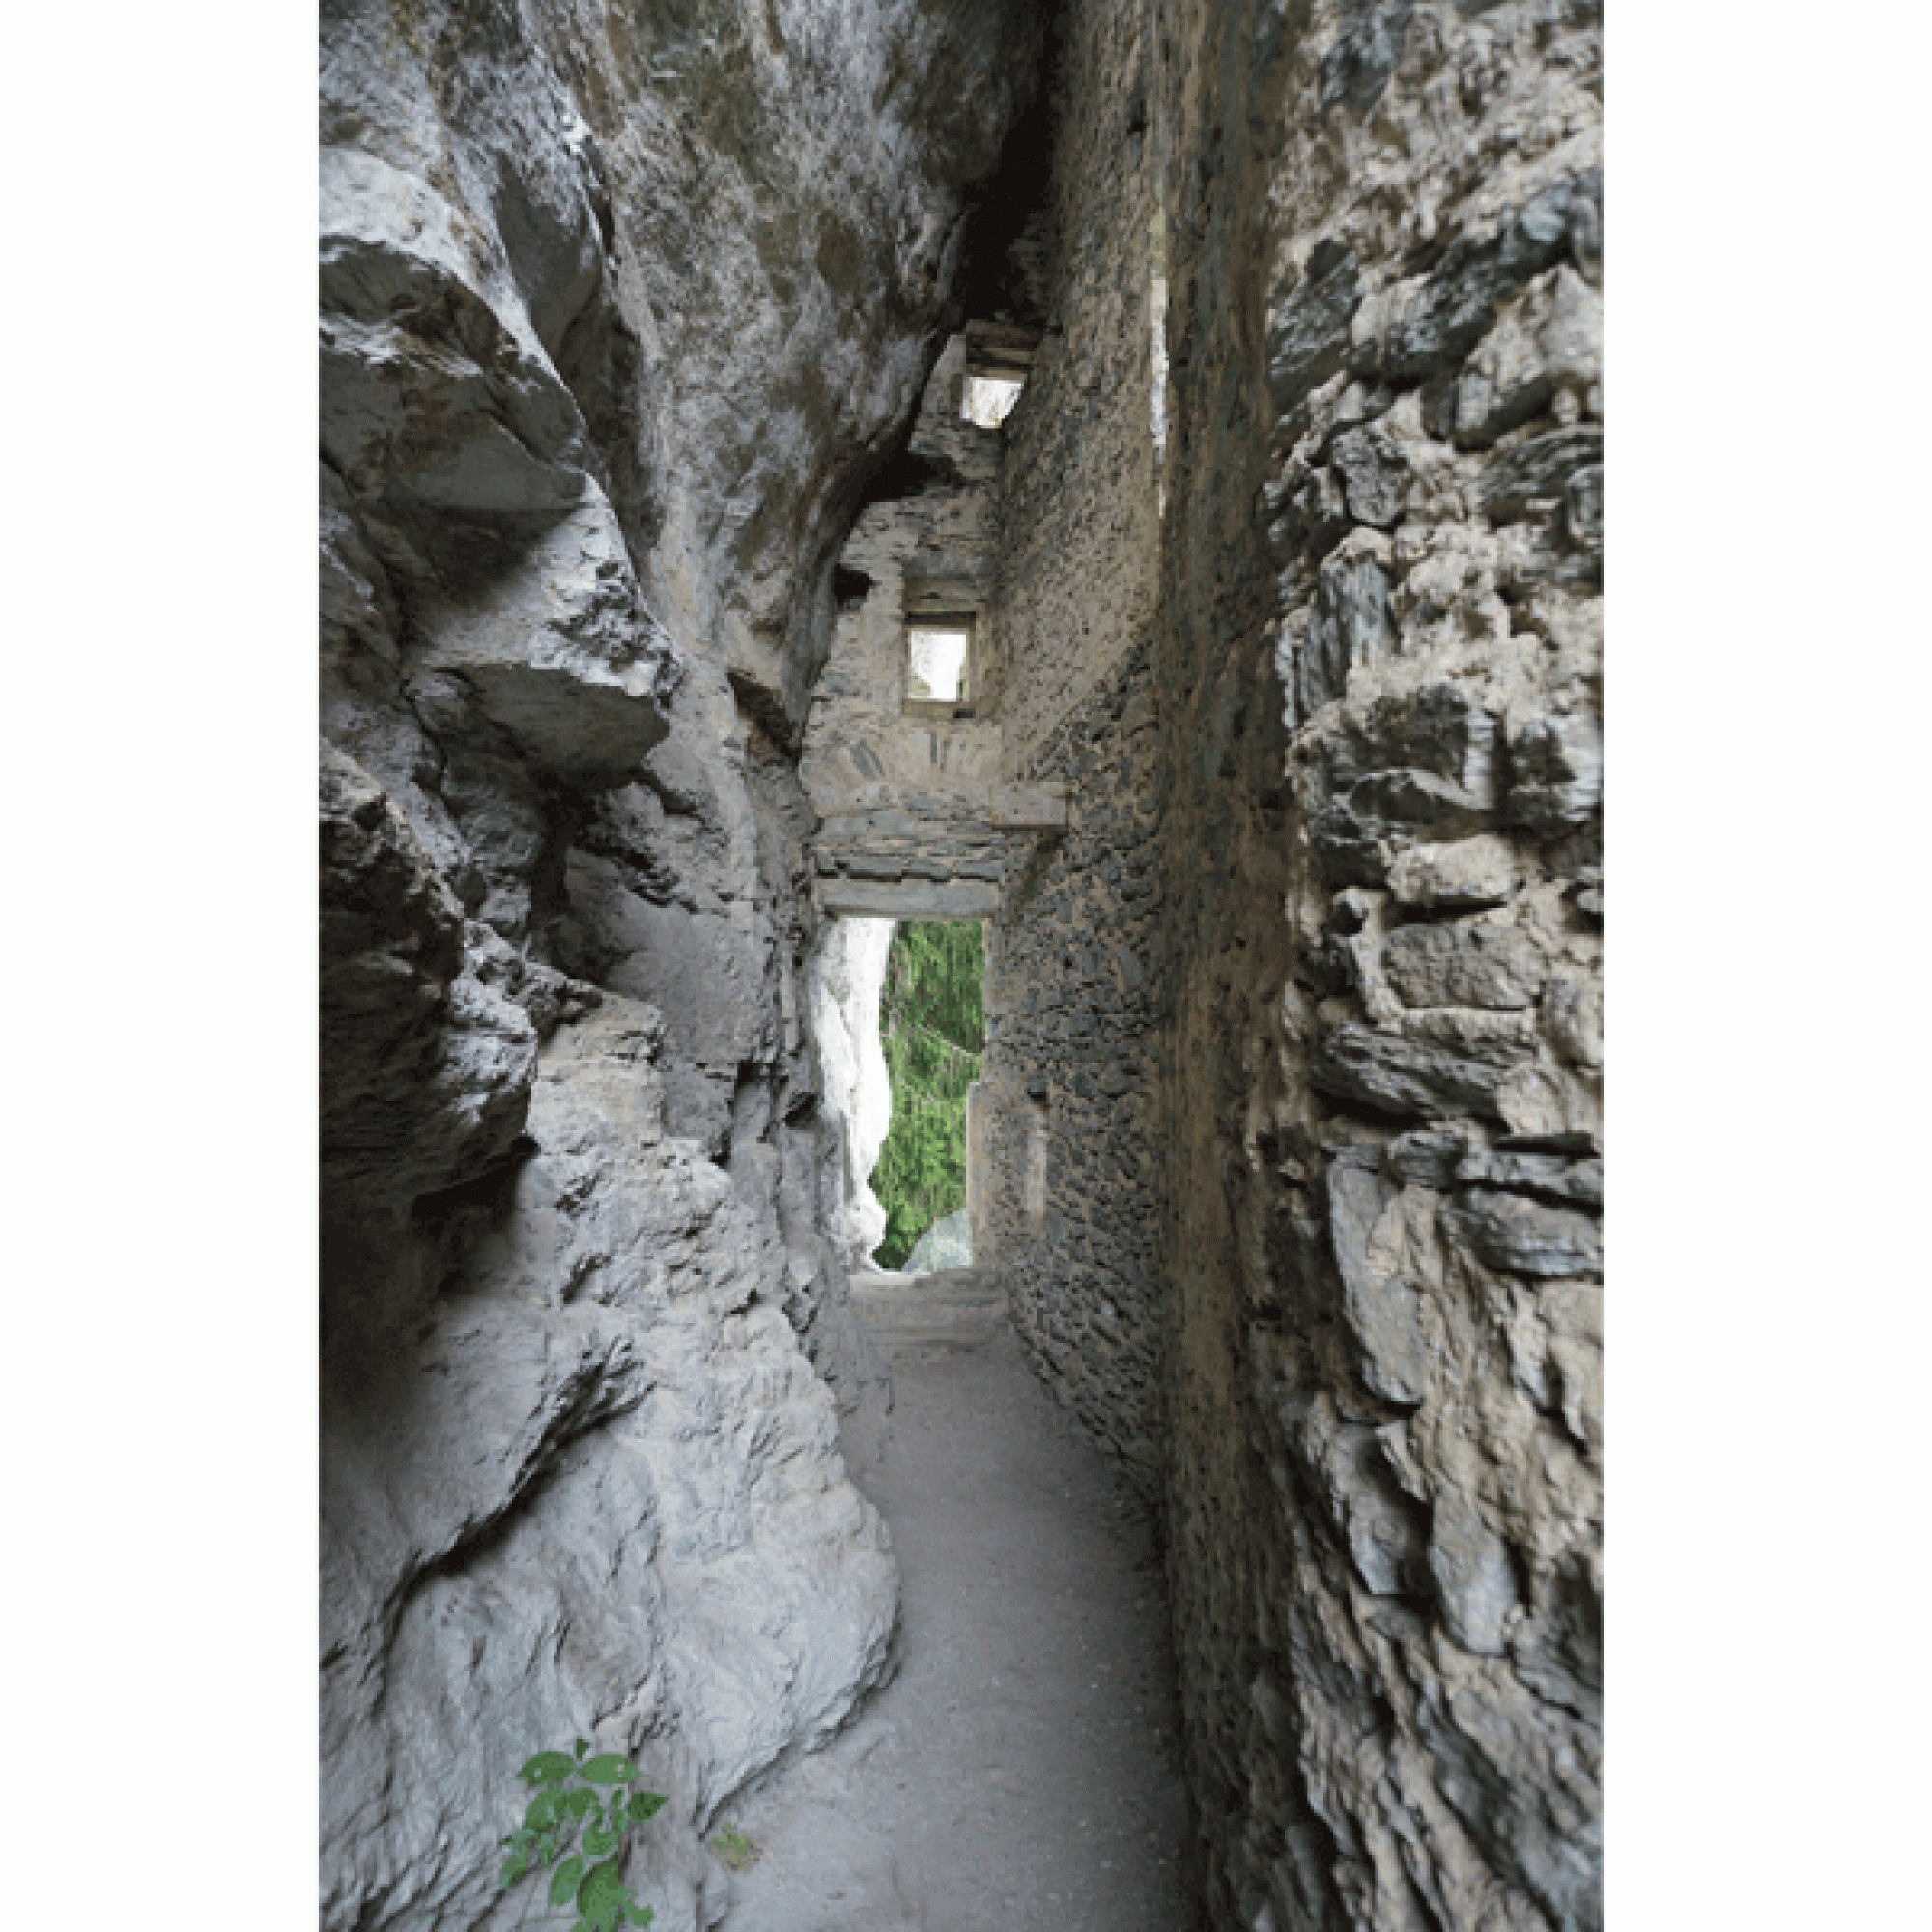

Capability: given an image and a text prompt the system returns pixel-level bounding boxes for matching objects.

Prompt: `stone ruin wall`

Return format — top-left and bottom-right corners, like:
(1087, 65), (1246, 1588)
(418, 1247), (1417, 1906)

(977, 0), (1170, 1492)
(798, 350), (1012, 917)
(1151, 3), (1605, 1929)
(980, 640), (1165, 1489)
(971, 1), (1604, 1927)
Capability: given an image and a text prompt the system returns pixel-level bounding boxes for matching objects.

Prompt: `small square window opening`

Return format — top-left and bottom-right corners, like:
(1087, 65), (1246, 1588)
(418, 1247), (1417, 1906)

(961, 375), (1024, 428)
(907, 626), (972, 704)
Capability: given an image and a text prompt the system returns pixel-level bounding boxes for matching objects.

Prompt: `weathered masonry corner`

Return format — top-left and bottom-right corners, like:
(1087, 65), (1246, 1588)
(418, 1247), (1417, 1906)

(802, 328), (1068, 922)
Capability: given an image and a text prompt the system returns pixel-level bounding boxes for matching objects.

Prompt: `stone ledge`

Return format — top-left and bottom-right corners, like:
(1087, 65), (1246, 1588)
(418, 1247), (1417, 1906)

(819, 876), (1000, 919)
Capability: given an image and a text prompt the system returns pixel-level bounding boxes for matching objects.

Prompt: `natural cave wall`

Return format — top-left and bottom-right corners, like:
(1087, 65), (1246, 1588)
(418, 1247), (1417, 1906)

(318, 4), (1038, 1928)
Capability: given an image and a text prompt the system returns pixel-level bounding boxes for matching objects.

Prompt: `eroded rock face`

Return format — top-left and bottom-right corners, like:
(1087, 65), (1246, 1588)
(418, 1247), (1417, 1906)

(802, 916), (897, 1269)
(321, 1002), (897, 1932)
(319, 4), (1037, 1927)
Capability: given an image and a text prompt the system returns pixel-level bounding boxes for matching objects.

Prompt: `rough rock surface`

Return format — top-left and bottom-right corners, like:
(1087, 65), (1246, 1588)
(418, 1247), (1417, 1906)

(1152, 2), (1604, 1927)
(962, 1), (1602, 1927)
(321, 1002), (897, 1932)
(320, 4), (1039, 1928)
(322, 3), (1603, 1927)
(803, 915), (897, 1268)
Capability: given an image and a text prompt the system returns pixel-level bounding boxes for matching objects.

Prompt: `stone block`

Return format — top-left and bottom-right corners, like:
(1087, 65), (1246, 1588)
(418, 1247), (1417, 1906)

(1505, 710), (1603, 829)
(1387, 833), (1519, 910)
(1457, 1147), (1603, 1209)
(819, 877), (999, 919)
(842, 852), (910, 881)
(1327, 1158), (1430, 1405)
(1373, 170), (1602, 384)
(989, 784), (1070, 829)
(1385, 1129), (1469, 1189)
(1318, 0), (1417, 117)
(1311, 1021), (1533, 1119)
(1427, 1492), (1517, 1656)
(1441, 1187), (1603, 1276)
(1479, 426), (1604, 526)
(1328, 422), (1407, 528)
(1300, 551), (1393, 717)
(1382, 923), (1544, 1009)
(1265, 239), (1362, 422)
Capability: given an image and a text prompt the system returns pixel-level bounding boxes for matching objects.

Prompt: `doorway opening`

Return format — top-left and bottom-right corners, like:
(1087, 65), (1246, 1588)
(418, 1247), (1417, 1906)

(869, 919), (986, 1271)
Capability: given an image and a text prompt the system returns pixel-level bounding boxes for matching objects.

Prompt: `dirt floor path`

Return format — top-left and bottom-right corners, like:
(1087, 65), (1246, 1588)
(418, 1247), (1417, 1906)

(714, 1269), (1196, 1931)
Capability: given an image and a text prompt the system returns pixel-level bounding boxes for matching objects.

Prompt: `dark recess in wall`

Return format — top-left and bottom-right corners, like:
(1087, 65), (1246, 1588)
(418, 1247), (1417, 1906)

(860, 449), (963, 508)
(950, 0), (1065, 332)
(807, 5), (1063, 664)
(833, 564), (875, 609)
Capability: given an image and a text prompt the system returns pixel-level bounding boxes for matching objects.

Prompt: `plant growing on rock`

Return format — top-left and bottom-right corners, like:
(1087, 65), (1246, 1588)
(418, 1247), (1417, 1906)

(706, 1821), (761, 1872)
(497, 1740), (667, 1931)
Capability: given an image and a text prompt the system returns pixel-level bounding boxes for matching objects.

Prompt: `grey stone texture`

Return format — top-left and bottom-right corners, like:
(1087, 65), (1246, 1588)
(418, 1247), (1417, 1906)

(799, 354), (1009, 856)
(322, 1004), (898, 1932)
(970, 0), (1171, 1502)
(965, 2), (1605, 1929)
(321, 3), (1603, 1929)
(319, 4), (1039, 1929)
(1150, 1), (1605, 1926)
(983, 646), (1167, 1494)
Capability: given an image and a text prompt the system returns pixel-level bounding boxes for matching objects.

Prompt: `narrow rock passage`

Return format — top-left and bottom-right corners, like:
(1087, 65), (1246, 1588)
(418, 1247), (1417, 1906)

(716, 1269), (1195, 1930)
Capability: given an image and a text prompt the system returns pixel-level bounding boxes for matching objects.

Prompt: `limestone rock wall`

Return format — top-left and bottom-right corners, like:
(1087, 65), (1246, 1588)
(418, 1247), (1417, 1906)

(801, 915), (897, 1269)
(319, 4), (1037, 1928)
(1151, 2), (1604, 1928)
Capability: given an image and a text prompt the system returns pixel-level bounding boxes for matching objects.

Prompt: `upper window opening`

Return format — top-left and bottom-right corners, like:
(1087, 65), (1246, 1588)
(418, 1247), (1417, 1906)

(958, 319), (1040, 432)
(907, 623), (973, 704)
(962, 375), (1024, 428)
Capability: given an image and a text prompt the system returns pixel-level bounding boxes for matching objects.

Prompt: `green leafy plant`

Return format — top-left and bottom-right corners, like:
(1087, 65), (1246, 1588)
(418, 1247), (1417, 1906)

(870, 920), (984, 1270)
(497, 1739), (667, 1931)
(706, 1821), (761, 1872)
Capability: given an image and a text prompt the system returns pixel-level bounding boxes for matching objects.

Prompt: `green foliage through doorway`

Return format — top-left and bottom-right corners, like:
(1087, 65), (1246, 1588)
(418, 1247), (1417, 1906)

(870, 921), (984, 1270)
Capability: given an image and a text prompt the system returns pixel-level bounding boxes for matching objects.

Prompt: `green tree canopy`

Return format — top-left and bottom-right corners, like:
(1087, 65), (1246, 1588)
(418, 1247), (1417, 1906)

(869, 920), (983, 1269)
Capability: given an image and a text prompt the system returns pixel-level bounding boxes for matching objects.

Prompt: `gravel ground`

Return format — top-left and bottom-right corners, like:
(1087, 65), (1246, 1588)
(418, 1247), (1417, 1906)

(713, 1271), (1198, 1931)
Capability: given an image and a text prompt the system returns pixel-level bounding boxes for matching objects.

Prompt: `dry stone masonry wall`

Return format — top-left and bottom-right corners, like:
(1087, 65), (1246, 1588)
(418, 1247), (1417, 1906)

(967, 1), (1603, 1926)
(973, 0), (1172, 1495)
(981, 640), (1165, 1491)
(800, 352), (1006, 829)
(983, 0), (1166, 782)
(1150, 2), (1604, 1928)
